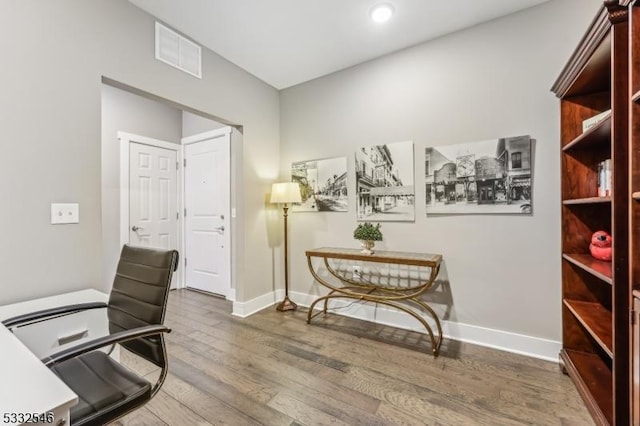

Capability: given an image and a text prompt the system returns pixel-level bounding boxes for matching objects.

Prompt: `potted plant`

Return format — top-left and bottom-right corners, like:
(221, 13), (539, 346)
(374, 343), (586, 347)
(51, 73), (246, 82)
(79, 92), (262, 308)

(353, 222), (382, 254)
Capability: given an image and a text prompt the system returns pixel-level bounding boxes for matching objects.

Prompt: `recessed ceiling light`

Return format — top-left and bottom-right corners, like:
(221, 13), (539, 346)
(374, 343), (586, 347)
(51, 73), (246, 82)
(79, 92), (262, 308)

(370, 3), (394, 23)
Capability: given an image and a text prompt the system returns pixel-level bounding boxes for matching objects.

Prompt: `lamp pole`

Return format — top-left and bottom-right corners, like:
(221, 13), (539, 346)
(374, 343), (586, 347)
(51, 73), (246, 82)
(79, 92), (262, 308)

(270, 181), (301, 312)
(277, 203), (297, 311)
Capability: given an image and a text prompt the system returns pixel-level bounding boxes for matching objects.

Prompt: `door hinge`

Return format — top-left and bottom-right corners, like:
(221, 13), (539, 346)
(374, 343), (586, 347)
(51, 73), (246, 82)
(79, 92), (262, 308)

(176, 212), (179, 220)
(184, 208), (187, 217)
(632, 310), (637, 325)
(176, 161), (179, 170)
(184, 258), (187, 267)
(183, 159), (187, 167)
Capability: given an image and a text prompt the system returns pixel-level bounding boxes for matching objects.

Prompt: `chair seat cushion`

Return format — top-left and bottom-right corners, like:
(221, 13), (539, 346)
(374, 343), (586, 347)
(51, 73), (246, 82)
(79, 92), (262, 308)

(51, 350), (151, 425)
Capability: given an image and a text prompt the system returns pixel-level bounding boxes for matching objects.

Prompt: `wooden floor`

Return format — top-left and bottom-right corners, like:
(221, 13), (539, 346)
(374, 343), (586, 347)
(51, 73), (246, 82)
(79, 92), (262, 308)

(113, 289), (593, 426)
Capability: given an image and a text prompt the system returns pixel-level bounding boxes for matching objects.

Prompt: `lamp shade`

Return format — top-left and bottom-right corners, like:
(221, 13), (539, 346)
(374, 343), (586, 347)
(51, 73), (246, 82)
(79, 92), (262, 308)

(270, 182), (302, 204)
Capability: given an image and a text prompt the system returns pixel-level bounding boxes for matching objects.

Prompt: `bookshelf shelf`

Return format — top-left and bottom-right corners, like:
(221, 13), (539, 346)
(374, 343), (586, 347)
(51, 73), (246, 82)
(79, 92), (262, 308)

(563, 299), (613, 356)
(562, 116), (611, 152)
(561, 349), (613, 425)
(562, 253), (612, 284)
(563, 197), (611, 205)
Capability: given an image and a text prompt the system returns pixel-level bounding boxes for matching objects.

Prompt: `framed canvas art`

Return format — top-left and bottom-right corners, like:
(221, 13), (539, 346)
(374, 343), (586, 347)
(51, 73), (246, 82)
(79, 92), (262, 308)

(291, 157), (348, 212)
(425, 135), (533, 214)
(355, 141), (414, 221)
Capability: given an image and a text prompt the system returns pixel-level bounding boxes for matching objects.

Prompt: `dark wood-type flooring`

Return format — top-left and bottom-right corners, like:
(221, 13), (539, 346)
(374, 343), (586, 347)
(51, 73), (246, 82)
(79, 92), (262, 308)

(113, 289), (593, 425)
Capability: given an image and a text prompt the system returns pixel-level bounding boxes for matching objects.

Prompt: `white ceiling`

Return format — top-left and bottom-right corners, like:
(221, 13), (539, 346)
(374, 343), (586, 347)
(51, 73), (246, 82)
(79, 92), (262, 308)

(129, 0), (552, 89)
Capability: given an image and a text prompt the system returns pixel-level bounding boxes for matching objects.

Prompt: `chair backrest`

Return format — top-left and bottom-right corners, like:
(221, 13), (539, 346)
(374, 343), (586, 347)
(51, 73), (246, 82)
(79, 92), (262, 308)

(108, 244), (178, 367)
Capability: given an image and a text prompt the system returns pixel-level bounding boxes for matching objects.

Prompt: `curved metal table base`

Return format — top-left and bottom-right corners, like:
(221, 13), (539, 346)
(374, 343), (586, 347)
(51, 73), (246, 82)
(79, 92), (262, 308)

(305, 248), (443, 356)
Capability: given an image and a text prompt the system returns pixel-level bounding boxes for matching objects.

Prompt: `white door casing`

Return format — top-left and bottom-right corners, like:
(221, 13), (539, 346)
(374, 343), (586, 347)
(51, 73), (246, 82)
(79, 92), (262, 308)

(182, 127), (231, 297)
(119, 132), (182, 289)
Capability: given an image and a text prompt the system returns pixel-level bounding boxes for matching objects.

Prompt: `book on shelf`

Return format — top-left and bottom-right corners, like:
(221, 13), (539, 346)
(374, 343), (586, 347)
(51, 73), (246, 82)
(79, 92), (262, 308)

(582, 109), (611, 133)
(597, 159), (612, 197)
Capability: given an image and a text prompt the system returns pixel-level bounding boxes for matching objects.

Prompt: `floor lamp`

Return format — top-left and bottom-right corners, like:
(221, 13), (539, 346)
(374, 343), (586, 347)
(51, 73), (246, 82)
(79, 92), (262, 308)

(270, 182), (302, 311)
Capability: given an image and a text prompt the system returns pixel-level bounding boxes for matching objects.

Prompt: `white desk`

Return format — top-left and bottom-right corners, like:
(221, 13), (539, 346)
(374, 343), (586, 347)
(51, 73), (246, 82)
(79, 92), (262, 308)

(0, 290), (109, 426)
(0, 290), (108, 323)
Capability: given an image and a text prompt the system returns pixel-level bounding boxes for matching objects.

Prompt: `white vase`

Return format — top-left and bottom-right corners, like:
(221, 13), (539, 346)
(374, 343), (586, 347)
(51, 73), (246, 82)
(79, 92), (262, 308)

(360, 240), (375, 255)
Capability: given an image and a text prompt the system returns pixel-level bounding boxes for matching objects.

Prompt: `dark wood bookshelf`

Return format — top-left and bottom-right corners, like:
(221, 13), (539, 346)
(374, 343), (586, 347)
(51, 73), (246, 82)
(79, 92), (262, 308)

(561, 349), (613, 425)
(563, 196), (611, 205)
(563, 299), (613, 356)
(562, 253), (612, 284)
(553, 2), (632, 424)
(553, 29), (611, 98)
(631, 3), (640, 424)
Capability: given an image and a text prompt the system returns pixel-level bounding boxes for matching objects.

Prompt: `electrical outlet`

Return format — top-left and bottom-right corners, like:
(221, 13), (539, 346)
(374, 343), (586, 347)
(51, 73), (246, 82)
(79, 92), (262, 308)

(352, 265), (361, 280)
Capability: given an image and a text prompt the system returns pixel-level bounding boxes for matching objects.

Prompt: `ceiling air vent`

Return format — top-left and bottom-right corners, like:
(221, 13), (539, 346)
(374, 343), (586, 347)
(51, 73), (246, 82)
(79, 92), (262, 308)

(155, 22), (202, 79)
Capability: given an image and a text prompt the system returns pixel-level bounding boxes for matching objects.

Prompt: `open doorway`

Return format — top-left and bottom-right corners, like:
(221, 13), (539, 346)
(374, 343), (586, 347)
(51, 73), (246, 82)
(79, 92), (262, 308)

(101, 82), (239, 300)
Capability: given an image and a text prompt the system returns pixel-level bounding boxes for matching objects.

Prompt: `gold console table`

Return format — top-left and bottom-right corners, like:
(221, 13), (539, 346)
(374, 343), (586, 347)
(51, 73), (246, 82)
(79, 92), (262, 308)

(305, 247), (443, 356)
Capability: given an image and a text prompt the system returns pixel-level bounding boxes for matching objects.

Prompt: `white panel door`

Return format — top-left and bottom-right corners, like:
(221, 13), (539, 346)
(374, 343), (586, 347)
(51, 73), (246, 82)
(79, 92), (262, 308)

(184, 132), (230, 296)
(129, 142), (178, 258)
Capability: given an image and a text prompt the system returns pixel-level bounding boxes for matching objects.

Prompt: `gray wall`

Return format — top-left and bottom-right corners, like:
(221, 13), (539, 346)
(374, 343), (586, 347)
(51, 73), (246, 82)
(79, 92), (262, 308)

(0, 0), (279, 305)
(279, 0), (601, 342)
(101, 84), (182, 289)
(182, 111), (225, 138)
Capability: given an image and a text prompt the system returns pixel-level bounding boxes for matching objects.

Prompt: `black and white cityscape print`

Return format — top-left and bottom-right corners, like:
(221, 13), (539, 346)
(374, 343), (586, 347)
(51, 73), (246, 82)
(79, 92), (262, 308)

(355, 141), (415, 222)
(291, 157), (348, 212)
(425, 135), (533, 215)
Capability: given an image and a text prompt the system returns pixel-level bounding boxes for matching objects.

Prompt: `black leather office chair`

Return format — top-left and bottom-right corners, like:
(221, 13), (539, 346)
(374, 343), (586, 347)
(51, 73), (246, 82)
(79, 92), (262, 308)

(2, 245), (179, 426)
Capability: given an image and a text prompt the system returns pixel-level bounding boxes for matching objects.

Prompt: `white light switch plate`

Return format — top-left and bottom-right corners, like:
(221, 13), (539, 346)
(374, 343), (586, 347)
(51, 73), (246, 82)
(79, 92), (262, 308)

(51, 203), (79, 224)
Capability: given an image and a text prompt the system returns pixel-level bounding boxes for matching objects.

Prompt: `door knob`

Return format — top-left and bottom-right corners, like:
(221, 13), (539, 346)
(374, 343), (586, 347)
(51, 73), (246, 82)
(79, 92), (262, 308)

(131, 225), (144, 232)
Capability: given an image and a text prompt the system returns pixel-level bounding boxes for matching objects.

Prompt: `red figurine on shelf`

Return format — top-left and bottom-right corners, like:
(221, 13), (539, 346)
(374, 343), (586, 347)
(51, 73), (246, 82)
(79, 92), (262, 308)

(589, 231), (612, 262)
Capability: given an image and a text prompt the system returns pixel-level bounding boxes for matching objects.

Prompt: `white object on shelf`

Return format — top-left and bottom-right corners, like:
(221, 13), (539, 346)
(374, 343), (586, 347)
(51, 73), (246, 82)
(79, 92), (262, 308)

(596, 159), (612, 197)
(582, 109), (611, 133)
(597, 161), (605, 197)
(604, 159), (612, 197)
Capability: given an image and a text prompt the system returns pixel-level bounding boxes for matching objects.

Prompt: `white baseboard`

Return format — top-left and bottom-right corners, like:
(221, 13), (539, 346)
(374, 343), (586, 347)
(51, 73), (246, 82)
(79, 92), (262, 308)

(441, 320), (560, 362)
(232, 290), (560, 361)
(231, 289), (283, 318)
